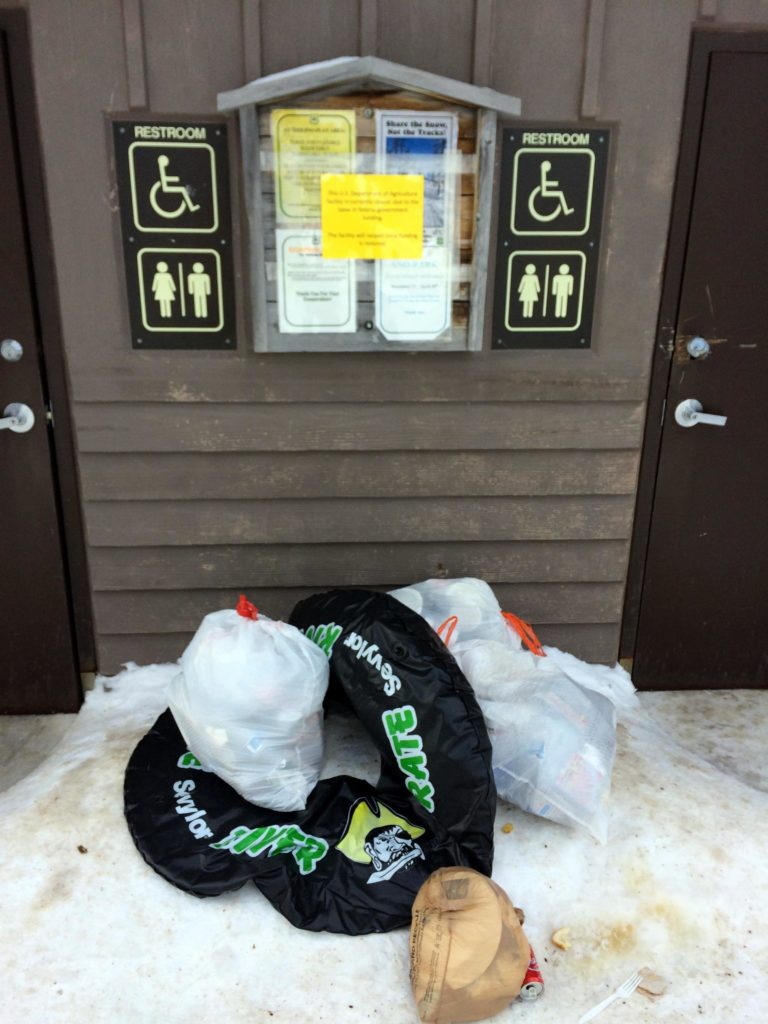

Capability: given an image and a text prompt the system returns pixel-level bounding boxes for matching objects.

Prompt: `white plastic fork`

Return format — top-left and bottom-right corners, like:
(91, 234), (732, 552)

(578, 970), (644, 1024)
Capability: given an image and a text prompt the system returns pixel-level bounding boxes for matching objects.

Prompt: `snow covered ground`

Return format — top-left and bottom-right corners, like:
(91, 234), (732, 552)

(1, 663), (766, 1024)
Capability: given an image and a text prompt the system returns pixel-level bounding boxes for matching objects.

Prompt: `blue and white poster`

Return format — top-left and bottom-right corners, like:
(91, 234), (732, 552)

(374, 112), (458, 341)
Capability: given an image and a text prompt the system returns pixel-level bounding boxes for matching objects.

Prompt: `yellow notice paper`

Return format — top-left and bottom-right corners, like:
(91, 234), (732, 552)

(272, 109), (355, 222)
(321, 174), (424, 259)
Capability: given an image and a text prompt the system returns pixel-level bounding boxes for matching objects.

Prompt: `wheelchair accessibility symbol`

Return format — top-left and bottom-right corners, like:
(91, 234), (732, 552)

(149, 155), (201, 218)
(511, 148), (594, 236)
(128, 141), (219, 233)
(528, 161), (574, 221)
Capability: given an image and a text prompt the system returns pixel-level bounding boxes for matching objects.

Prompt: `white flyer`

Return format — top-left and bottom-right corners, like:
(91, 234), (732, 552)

(374, 111), (458, 341)
(276, 229), (356, 334)
(375, 246), (452, 339)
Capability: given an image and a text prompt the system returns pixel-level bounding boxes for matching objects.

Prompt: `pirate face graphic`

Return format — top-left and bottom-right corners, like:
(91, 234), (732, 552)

(363, 824), (425, 883)
(336, 798), (426, 885)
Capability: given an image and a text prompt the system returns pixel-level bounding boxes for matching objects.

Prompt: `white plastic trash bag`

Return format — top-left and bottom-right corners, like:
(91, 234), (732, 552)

(390, 578), (639, 841)
(469, 644), (630, 842)
(168, 595), (329, 812)
(390, 578), (517, 650)
(543, 644), (639, 720)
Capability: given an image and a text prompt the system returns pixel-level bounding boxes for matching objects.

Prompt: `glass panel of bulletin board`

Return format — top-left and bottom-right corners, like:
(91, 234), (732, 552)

(254, 94), (482, 352)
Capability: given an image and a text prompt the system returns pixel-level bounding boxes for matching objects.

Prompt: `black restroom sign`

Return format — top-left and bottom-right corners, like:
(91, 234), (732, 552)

(113, 120), (236, 349)
(492, 126), (610, 349)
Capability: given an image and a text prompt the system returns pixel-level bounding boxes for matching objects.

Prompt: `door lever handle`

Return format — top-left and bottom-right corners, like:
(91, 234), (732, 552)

(674, 398), (727, 428)
(0, 402), (36, 433)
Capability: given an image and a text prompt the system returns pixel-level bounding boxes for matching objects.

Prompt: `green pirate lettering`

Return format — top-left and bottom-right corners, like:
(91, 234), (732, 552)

(304, 622), (343, 657)
(177, 751), (214, 772)
(382, 705), (435, 812)
(211, 824), (329, 875)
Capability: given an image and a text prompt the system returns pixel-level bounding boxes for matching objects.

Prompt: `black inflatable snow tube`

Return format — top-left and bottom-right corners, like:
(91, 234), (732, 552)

(124, 589), (496, 934)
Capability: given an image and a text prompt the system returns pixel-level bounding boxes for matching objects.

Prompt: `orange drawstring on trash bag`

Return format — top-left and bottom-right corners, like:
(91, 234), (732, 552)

(501, 612), (545, 657)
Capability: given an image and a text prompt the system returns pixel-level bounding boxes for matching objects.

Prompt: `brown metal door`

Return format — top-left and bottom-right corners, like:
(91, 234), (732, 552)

(1, 35), (81, 712)
(634, 50), (768, 689)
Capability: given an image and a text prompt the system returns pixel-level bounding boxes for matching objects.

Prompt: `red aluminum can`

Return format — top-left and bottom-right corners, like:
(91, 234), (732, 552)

(518, 945), (544, 1001)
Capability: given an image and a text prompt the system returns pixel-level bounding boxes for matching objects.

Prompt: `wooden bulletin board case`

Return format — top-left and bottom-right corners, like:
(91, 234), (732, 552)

(218, 57), (521, 352)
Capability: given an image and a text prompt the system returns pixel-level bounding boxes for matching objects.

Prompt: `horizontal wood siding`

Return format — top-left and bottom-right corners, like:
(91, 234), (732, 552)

(69, 352), (649, 402)
(89, 541), (630, 590)
(75, 402), (644, 452)
(78, 450), (639, 500)
(98, 621), (621, 670)
(84, 496), (633, 546)
(27, 0), (766, 673)
(93, 583), (624, 634)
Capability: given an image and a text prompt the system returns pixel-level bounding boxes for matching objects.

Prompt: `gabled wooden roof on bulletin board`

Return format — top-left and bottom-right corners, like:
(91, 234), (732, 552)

(218, 57), (521, 351)
(217, 56), (521, 115)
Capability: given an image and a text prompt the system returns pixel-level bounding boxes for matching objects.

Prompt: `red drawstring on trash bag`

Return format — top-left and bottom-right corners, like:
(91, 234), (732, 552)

(236, 594), (259, 620)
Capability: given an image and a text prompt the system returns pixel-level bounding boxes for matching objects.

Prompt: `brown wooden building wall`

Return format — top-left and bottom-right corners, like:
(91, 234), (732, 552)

(4, 0), (765, 674)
